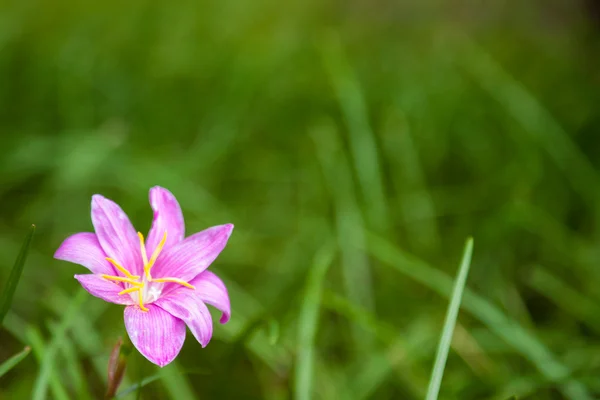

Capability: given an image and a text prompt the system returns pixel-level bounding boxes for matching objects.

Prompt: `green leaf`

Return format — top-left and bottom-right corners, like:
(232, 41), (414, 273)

(159, 361), (196, 400)
(115, 374), (161, 398)
(26, 326), (70, 400)
(47, 320), (91, 400)
(311, 120), (375, 356)
(321, 33), (390, 232)
(267, 318), (280, 346)
(0, 346), (31, 377)
(294, 243), (336, 400)
(425, 237), (474, 400)
(31, 288), (88, 400)
(115, 368), (210, 398)
(367, 233), (592, 400)
(0, 225), (35, 326)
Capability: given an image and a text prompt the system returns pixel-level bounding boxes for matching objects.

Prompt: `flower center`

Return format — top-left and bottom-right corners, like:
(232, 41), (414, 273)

(101, 231), (195, 312)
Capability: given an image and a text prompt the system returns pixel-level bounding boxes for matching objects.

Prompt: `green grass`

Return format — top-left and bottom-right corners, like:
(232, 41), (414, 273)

(368, 233), (592, 400)
(294, 243), (336, 400)
(32, 289), (88, 400)
(0, 346), (31, 378)
(425, 237), (474, 400)
(0, 225), (35, 326)
(0, 1), (599, 398)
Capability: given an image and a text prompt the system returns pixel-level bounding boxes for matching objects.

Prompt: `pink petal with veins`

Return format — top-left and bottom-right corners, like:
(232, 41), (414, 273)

(189, 270), (231, 324)
(74, 274), (134, 305)
(153, 224), (233, 284)
(124, 304), (186, 367)
(91, 195), (143, 276)
(154, 288), (214, 347)
(54, 232), (115, 275)
(146, 186), (185, 256)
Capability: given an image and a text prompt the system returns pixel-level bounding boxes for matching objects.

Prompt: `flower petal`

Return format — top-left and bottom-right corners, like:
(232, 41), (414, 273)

(146, 186), (185, 256)
(154, 289), (213, 347)
(54, 233), (115, 275)
(189, 271), (231, 323)
(91, 195), (143, 276)
(153, 224), (234, 283)
(74, 274), (134, 305)
(124, 304), (186, 367)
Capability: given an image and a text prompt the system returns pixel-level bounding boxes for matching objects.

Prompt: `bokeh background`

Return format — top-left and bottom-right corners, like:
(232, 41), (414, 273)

(1, 0), (600, 399)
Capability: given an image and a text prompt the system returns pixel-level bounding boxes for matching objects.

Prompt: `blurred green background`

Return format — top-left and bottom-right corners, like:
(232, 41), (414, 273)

(1, 0), (600, 399)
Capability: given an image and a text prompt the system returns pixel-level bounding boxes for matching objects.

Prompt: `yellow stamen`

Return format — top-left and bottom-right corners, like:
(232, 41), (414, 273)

(144, 231), (167, 281)
(152, 277), (195, 289)
(105, 258), (140, 280)
(138, 293), (149, 312)
(118, 286), (142, 296)
(137, 232), (149, 266)
(101, 275), (144, 286)
(101, 230), (188, 313)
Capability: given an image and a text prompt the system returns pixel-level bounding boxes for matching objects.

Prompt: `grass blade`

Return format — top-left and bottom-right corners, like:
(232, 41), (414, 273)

(0, 346), (31, 377)
(425, 237), (474, 400)
(160, 361), (196, 400)
(32, 288), (88, 400)
(294, 243), (336, 400)
(47, 320), (91, 400)
(367, 233), (592, 400)
(115, 374), (162, 398)
(0, 224), (35, 325)
(26, 326), (70, 400)
(311, 120), (376, 355)
(3, 312), (69, 399)
(527, 265), (600, 333)
(381, 110), (439, 251)
(321, 33), (390, 232)
(323, 291), (427, 399)
(455, 32), (600, 219)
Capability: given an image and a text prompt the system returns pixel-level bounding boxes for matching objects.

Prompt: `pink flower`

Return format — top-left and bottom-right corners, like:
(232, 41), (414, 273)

(55, 186), (233, 367)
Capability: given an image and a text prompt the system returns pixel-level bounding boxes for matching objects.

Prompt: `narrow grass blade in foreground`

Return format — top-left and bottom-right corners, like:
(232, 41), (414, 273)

(0, 346), (31, 377)
(425, 238), (474, 400)
(295, 243), (336, 400)
(367, 233), (592, 400)
(0, 225), (35, 326)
